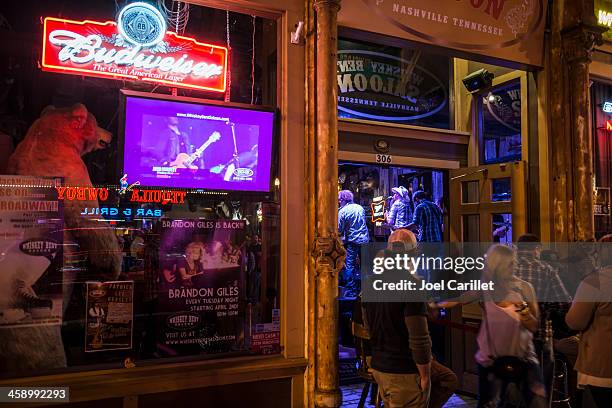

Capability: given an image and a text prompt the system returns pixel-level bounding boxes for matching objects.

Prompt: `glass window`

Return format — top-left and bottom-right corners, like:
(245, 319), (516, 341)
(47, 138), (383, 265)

(462, 215), (480, 242)
(591, 80), (612, 239)
(481, 80), (522, 164)
(491, 178), (512, 202)
(492, 213), (512, 244)
(0, 1), (280, 379)
(461, 181), (479, 204)
(337, 37), (452, 129)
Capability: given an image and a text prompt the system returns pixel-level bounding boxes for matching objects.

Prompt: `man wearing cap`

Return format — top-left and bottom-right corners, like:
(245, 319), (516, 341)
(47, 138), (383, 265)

(387, 186), (413, 231)
(410, 190), (444, 243)
(338, 190), (370, 297)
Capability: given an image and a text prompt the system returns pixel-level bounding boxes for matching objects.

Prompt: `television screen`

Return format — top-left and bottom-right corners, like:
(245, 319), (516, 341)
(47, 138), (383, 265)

(122, 94), (274, 192)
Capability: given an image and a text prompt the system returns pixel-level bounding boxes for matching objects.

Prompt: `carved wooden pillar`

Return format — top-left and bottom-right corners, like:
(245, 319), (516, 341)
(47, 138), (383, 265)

(561, 25), (603, 241)
(549, 0), (604, 242)
(311, 0), (344, 407)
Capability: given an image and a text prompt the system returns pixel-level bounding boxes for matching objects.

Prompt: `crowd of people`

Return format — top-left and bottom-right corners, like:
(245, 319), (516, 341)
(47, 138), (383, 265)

(338, 188), (444, 297)
(339, 189), (612, 408)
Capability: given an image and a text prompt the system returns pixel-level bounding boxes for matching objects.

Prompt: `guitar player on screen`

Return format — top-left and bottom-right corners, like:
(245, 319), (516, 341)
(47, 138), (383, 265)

(153, 117), (220, 170)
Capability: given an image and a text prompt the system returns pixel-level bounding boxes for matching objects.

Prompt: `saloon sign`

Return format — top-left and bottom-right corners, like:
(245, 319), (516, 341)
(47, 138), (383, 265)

(337, 49), (448, 123)
(42, 2), (228, 92)
(339, 0), (548, 67)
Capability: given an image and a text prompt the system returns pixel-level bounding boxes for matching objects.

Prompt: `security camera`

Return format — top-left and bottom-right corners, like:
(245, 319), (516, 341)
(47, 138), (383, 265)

(462, 69), (494, 93)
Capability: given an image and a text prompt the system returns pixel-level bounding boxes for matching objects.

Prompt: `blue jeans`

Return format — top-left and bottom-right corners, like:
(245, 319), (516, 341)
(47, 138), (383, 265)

(341, 242), (361, 295)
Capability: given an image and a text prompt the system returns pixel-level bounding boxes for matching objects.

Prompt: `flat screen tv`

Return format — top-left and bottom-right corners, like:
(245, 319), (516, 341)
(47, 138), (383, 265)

(121, 92), (275, 192)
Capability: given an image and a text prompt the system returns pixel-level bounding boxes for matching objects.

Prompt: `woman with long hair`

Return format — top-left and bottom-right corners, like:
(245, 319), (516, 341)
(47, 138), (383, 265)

(178, 242), (205, 287)
(436, 244), (545, 408)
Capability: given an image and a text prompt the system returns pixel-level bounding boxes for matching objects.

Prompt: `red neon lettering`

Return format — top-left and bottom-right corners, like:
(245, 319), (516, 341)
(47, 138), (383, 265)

(42, 17), (228, 92)
(98, 188), (108, 201)
(56, 187), (66, 200)
(66, 188), (76, 200)
(86, 188), (98, 200)
(131, 189), (141, 202)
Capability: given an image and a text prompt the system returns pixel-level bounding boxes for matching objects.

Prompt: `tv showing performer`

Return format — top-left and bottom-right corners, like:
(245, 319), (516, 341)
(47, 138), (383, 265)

(143, 117), (221, 170)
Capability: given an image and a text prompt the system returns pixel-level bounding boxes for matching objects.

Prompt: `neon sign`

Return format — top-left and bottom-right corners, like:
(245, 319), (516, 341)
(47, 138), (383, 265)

(56, 186), (186, 204)
(598, 9), (612, 28)
(371, 196), (387, 223)
(80, 207), (163, 218)
(603, 101), (612, 114)
(56, 187), (109, 201)
(130, 189), (186, 204)
(42, 3), (228, 92)
(607, 120), (612, 131)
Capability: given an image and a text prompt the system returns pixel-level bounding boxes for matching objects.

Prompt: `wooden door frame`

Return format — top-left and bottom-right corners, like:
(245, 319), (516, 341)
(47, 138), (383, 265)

(447, 160), (527, 393)
(449, 161), (526, 243)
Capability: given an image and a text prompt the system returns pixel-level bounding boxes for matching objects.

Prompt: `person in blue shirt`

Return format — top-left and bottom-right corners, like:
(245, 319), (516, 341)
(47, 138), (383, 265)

(410, 190), (443, 243)
(338, 190), (369, 297)
(386, 186), (413, 231)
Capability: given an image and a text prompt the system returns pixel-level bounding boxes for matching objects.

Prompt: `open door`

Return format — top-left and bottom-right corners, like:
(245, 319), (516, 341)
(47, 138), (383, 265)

(449, 161), (526, 243)
(447, 160), (527, 393)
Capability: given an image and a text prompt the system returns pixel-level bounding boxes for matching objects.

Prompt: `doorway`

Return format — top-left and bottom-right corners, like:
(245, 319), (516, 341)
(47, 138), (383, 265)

(338, 162), (448, 242)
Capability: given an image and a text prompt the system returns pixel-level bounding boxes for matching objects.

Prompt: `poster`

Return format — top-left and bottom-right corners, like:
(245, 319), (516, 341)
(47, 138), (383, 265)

(85, 281), (134, 352)
(158, 219), (246, 354)
(595, 187), (611, 217)
(251, 309), (280, 355)
(0, 176), (63, 328)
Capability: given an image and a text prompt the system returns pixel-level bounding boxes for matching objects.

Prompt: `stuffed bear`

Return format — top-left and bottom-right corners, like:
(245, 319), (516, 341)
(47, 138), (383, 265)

(8, 103), (121, 278)
(0, 104), (122, 374)
(2, 104), (122, 373)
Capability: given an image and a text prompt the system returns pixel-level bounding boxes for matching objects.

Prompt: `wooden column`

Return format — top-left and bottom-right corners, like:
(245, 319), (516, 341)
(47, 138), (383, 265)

(311, 0), (344, 407)
(549, 0), (604, 241)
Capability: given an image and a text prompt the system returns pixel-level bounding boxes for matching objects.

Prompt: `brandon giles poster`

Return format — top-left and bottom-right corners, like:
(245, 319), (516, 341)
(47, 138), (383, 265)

(158, 219), (245, 353)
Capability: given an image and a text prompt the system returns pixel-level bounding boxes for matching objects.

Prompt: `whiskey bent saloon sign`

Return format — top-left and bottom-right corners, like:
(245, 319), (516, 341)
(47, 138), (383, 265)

(42, 2), (228, 92)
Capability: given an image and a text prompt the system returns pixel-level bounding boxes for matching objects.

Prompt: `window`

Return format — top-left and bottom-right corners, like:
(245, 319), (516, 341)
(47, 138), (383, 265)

(491, 178), (511, 202)
(481, 80), (522, 164)
(461, 181), (479, 204)
(337, 37), (452, 130)
(492, 213), (512, 244)
(0, 2), (280, 379)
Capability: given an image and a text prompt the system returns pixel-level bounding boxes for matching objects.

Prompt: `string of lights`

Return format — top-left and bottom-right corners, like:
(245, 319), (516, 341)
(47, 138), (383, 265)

(157, 0), (190, 35)
(225, 10), (232, 102)
(251, 15), (256, 105)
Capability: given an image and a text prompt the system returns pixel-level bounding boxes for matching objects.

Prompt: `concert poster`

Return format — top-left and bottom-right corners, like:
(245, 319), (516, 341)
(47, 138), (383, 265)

(85, 281), (134, 352)
(158, 219), (246, 354)
(0, 175), (64, 328)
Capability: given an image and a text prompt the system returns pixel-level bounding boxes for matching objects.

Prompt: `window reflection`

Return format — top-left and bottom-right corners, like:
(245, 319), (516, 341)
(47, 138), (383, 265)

(481, 81), (521, 164)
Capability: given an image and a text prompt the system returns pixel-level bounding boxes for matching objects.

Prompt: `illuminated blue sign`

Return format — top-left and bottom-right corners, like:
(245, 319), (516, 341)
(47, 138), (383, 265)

(80, 207), (163, 218)
(603, 101), (612, 114)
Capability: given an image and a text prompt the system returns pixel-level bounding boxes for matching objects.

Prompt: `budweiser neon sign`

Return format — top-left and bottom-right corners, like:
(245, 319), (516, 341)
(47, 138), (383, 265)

(42, 3), (228, 92)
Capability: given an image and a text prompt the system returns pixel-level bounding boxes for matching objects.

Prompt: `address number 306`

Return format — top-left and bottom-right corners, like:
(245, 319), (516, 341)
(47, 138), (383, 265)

(375, 154), (392, 164)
